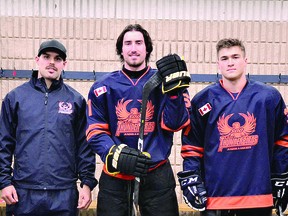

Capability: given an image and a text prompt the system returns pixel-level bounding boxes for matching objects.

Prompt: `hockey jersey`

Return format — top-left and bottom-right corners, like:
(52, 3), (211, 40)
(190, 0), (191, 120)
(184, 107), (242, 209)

(86, 67), (190, 178)
(182, 79), (288, 209)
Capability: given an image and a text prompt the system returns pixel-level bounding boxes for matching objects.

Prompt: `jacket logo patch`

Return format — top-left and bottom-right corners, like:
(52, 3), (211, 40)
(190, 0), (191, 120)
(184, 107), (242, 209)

(217, 112), (258, 152)
(115, 98), (155, 136)
(58, 102), (73, 114)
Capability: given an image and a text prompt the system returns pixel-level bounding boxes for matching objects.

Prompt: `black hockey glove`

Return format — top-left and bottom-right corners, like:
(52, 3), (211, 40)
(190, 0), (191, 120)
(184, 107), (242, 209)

(271, 172), (288, 216)
(177, 170), (207, 211)
(156, 53), (191, 94)
(106, 144), (152, 177)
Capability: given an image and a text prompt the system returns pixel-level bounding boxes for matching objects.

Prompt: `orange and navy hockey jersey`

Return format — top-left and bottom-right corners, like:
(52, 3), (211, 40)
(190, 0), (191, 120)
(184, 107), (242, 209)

(181, 80), (288, 209)
(86, 67), (190, 179)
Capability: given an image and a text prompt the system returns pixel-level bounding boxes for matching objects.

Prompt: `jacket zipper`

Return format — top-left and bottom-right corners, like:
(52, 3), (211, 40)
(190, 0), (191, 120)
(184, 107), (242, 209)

(43, 91), (48, 190)
(44, 92), (48, 105)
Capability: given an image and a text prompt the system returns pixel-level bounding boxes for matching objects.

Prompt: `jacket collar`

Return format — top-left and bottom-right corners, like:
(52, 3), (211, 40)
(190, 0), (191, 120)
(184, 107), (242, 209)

(30, 70), (63, 92)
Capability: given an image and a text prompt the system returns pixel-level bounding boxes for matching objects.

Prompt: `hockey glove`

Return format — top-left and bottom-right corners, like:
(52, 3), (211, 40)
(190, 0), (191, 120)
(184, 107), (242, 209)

(271, 172), (288, 216)
(177, 170), (207, 211)
(156, 54), (191, 94)
(106, 144), (152, 177)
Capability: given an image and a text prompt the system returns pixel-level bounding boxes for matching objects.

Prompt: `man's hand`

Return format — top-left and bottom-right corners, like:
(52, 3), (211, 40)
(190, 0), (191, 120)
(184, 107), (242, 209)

(177, 170), (207, 211)
(156, 54), (191, 94)
(106, 144), (153, 177)
(77, 184), (92, 210)
(271, 172), (288, 216)
(1, 185), (18, 205)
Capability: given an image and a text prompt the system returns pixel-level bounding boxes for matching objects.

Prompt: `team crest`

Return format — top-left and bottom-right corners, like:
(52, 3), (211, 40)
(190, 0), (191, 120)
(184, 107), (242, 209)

(217, 112), (258, 152)
(58, 102), (73, 114)
(115, 99), (155, 136)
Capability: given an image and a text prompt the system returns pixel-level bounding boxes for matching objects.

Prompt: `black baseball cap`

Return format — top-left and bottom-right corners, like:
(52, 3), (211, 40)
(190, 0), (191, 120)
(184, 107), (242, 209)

(38, 39), (67, 60)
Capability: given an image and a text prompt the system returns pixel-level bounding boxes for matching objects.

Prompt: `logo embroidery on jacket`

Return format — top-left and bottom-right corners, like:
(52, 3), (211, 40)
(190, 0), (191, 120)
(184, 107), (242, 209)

(115, 98), (155, 136)
(58, 102), (73, 114)
(217, 112), (258, 152)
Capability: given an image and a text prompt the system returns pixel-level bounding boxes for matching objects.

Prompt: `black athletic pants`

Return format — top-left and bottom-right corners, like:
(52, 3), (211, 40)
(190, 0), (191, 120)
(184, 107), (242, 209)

(97, 160), (179, 216)
(201, 207), (273, 216)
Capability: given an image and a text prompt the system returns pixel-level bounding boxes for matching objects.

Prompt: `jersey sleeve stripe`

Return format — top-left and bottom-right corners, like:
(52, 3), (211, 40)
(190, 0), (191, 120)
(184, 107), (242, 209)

(181, 145), (204, 158)
(86, 130), (111, 141)
(181, 145), (204, 153)
(181, 151), (203, 158)
(275, 140), (288, 147)
(275, 135), (288, 147)
(86, 123), (111, 140)
(86, 123), (109, 132)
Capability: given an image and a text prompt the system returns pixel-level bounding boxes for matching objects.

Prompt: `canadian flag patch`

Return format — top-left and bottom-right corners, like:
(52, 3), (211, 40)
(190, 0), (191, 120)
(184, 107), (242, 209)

(198, 103), (212, 116)
(94, 86), (107, 97)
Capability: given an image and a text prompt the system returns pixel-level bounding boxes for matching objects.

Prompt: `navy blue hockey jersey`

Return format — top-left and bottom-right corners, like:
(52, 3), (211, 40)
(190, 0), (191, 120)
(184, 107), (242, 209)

(86, 67), (190, 179)
(182, 80), (288, 209)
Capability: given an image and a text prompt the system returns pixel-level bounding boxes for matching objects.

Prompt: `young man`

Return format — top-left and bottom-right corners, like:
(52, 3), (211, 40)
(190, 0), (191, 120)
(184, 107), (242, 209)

(86, 24), (191, 216)
(178, 38), (288, 216)
(0, 39), (98, 216)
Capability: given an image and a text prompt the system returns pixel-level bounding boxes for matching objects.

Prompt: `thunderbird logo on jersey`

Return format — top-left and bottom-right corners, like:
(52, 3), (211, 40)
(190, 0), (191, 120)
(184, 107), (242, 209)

(58, 102), (73, 114)
(115, 98), (155, 136)
(217, 112), (259, 152)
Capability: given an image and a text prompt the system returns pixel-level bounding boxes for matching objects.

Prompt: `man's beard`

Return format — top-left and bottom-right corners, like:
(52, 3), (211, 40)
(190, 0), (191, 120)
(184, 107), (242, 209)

(127, 60), (145, 69)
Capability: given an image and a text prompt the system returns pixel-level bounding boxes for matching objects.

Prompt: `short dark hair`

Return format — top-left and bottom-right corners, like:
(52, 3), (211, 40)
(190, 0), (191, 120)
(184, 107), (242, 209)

(216, 38), (246, 57)
(116, 24), (153, 63)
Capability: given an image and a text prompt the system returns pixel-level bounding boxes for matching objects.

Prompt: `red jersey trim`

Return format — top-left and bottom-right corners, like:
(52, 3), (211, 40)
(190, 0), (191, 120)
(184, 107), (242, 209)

(160, 112), (190, 132)
(181, 145), (204, 152)
(181, 145), (204, 158)
(275, 135), (288, 147)
(207, 194), (273, 209)
(86, 123), (111, 140)
(181, 151), (203, 158)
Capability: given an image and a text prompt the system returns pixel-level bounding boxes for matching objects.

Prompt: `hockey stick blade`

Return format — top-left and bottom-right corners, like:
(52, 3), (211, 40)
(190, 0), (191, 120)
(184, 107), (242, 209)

(132, 71), (163, 216)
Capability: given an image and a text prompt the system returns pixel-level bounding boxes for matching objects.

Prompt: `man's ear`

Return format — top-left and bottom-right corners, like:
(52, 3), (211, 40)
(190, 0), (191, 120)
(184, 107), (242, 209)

(63, 60), (67, 68)
(35, 56), (40, 64)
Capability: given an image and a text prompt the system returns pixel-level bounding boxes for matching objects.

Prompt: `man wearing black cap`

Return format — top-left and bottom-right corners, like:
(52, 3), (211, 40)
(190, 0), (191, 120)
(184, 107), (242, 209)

(0, 39), (98, 215)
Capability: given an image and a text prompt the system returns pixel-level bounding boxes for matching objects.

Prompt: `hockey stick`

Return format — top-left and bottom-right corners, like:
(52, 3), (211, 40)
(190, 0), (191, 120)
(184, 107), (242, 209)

(132, 71), (163, 216)
(276, 204), (284, 216)
(138, 72), (162, 152)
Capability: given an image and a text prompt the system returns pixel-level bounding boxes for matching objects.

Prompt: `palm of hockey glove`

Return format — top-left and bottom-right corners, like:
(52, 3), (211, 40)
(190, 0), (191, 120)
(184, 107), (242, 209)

(271, 172), (288, 216)
(156, 53), (191, 94)
(106, 144), (152, 177)
(177, 170), (207, 211)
